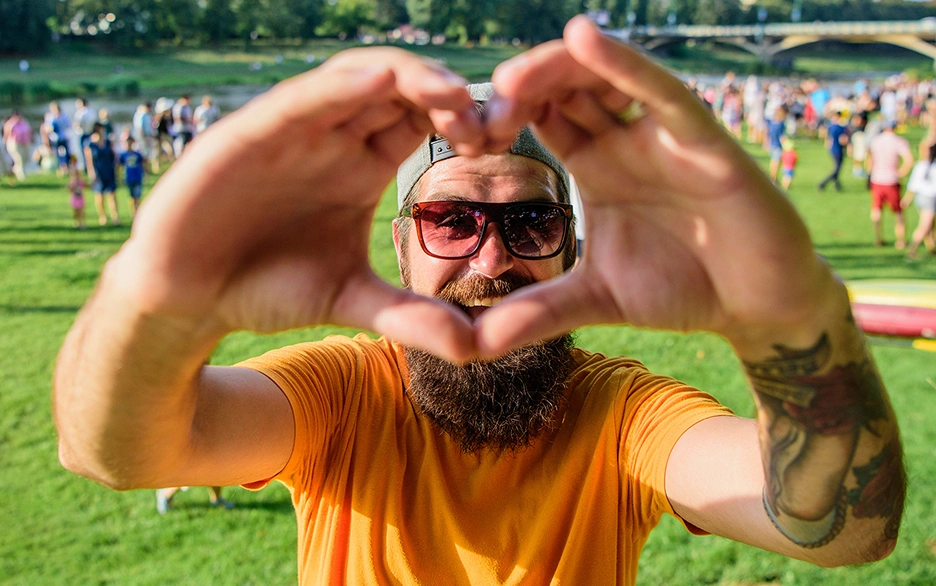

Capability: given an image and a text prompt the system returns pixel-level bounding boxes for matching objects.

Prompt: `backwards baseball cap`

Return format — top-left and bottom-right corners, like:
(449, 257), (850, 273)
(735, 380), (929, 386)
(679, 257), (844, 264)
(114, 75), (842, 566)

(396, 82), (570, 210)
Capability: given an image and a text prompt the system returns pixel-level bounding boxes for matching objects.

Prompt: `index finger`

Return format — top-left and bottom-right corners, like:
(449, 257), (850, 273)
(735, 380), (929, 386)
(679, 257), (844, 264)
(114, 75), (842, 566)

(489, 16), (713, 142)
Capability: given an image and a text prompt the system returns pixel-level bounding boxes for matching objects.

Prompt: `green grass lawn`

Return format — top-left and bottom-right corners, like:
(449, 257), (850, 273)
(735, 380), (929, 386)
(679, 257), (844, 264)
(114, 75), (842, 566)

(2, 118), (936, 584)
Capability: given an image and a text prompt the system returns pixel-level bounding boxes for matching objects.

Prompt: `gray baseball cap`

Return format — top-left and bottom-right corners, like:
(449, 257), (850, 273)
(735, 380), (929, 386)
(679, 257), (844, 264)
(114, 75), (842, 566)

(395, 82), (570, 210)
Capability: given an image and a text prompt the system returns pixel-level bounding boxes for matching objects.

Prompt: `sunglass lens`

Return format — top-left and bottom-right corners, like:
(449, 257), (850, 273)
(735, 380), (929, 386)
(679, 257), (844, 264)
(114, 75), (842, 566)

(419, 203), (483, 257)
(504, 205), (566, 258)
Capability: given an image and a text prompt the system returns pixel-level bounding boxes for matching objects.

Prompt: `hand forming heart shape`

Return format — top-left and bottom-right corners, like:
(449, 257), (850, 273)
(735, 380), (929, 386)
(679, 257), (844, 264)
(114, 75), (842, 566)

(119, 15), (835, 364)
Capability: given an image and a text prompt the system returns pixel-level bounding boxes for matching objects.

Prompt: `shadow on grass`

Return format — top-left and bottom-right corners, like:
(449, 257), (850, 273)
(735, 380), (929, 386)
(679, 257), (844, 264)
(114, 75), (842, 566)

(0, 304), (81, 314)
(169, 499), (295, 514)
(0, 224), (129, 234)
(0, 183), (63, 193)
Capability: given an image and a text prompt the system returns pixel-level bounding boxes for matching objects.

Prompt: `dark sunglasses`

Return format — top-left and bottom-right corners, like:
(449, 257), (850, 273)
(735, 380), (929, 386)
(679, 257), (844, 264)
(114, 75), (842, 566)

(400, 200), (573, 260)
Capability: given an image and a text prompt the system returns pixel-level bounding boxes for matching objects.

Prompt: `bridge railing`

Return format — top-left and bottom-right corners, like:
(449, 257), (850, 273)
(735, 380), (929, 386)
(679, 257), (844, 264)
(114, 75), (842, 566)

(618, 19), (936, 39)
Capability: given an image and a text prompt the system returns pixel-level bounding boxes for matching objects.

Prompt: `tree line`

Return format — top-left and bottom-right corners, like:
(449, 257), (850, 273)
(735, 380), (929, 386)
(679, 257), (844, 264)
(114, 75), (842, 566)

(3, 0), (934, 55)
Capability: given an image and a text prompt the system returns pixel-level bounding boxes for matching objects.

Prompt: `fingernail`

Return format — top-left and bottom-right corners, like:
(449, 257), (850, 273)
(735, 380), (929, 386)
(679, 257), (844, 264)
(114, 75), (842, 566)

(441, 69), (469, 86)
(484, 95), (511, 125)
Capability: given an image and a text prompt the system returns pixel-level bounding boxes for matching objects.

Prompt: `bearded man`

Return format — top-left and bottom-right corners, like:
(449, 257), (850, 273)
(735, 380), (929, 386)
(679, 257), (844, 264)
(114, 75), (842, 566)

(54, 17), (904, 585)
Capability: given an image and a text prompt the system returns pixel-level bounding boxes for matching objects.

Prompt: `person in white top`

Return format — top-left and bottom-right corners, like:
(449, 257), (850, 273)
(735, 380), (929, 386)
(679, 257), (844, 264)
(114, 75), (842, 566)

(866, 120), (913, 248)
(902, 142), (936, 259)
(73, 98), (97, 172)
(193, 95), (221, 135)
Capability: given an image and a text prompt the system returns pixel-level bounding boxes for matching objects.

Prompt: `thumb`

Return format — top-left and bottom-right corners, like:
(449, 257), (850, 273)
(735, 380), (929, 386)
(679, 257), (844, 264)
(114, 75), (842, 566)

(475, 271), (611, 358)
(335, 274), (479, 363)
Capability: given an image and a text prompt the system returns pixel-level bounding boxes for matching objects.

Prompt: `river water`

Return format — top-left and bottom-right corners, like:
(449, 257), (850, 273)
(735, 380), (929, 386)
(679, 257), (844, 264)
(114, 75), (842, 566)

(18, 84), (270, 127)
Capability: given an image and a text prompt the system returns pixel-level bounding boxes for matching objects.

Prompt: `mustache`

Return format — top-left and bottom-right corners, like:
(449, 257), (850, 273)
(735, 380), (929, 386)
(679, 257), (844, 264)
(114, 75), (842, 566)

(434, 272), (534, 306)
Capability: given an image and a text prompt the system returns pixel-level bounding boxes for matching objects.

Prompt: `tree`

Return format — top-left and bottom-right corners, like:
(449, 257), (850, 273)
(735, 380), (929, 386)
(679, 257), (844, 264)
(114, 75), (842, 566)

(200, 0), (238, 44)
(316, 0), (378, 38)
(0, 0), (54, 54)
(690, 0), (743, 26)
(498, 0), (580, 44)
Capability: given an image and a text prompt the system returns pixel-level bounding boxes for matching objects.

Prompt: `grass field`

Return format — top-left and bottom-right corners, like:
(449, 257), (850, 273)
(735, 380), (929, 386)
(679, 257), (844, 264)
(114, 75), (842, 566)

(2, 112), (936, 584)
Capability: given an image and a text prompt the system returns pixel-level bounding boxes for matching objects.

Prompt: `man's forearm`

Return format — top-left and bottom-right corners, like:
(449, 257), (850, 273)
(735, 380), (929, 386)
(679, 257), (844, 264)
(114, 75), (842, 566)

(738, 288), (905, 555)
(54, 254), (224, 489)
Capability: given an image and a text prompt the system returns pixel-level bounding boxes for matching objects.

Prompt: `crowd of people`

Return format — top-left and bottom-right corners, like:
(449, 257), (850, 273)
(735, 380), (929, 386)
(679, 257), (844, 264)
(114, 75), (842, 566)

(1, 94), (221, 229)
(688, 72), (936, 258)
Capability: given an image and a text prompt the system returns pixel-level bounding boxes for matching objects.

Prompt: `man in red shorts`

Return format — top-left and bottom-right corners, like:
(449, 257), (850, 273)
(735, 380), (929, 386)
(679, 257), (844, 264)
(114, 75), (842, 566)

(866, 119), (913, 248)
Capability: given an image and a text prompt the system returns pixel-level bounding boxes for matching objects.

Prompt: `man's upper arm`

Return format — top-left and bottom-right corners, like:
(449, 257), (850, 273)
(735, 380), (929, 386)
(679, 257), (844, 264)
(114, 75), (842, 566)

(170, 365), (295, 489)
(665, 415), (812, 560)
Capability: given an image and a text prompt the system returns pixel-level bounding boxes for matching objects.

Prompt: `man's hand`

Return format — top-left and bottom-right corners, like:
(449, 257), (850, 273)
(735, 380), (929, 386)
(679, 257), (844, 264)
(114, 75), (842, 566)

(122, 49), (486, 361)
(476, 15), (835, 359)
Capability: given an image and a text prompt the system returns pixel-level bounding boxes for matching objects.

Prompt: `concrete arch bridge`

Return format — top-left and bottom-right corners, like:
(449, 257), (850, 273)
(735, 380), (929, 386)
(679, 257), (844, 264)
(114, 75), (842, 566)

(608, 20), (936, 69)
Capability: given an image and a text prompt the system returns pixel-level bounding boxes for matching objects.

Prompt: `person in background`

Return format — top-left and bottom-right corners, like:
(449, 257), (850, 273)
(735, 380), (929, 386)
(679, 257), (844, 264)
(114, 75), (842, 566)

(3, 110), (32, 182)
(98, 108), (115, 142)
(0, 115), (15, 187)
(779, 135), (799, 191)
(818, 111), (849, 192)
(73, 98), (96, 173)
(867, 120), (913, 248)
(766, 106), (786, 184)
(46, 101), (71, 176)
(193, 95), (221, 135)
(849, 113), (869, 179)
(67, 157), (87, 230)
(132, 102), (158, 173)
(118, 136), (146, 220)
(155, 98), (176, 170)
(902, 142), (936, 260)
(84, 122), (120, 226)
(171, 94), (195, 157)
(156, 486), (234, 515)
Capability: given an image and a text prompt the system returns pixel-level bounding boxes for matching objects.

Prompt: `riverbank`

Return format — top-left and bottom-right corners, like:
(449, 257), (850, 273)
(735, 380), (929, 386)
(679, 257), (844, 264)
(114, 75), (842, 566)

(2, 37), (932, 109)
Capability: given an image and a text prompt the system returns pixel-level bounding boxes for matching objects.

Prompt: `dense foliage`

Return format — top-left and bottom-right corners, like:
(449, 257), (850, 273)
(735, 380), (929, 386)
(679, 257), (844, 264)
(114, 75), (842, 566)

(1, 0), (935, 55)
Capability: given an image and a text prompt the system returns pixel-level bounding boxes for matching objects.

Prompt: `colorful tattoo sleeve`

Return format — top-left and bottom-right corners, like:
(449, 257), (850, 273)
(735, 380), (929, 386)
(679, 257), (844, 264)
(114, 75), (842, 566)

(743, 330), (905, 549)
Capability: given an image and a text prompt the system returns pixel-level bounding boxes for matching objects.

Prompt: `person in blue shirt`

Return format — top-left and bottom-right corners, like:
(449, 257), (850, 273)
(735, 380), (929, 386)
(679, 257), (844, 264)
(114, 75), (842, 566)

(85, 122), (120, 226)
(766, 106), (787, 184)
(818, 111), (850, 192)
(119, 136), (146, 219)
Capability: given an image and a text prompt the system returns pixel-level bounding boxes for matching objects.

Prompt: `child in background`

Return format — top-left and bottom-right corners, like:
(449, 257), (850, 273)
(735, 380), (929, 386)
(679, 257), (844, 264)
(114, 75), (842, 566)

(780, 136), (799, 191)
(119, 136), (146, 219)
(67, 158), (87, 230)
(850, 113), (869, 178)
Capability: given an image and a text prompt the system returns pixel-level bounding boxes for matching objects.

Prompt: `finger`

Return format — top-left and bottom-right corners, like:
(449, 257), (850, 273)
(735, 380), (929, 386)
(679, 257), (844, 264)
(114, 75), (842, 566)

(561, 16), (714, 138)
(238, 64), (402, 139)
(326, 47), (475, 112)
(553, 89), (620, 138)
(334, 273), (479, 363)
(487, 41), (606, 146)
(520, 100), (593, 163)
(474, 271), (614, 358)
(342, 101), (411, 140)
(428, 106), (487, 157)
(323, 49), (485, 156)
(368, 109), (436, 166)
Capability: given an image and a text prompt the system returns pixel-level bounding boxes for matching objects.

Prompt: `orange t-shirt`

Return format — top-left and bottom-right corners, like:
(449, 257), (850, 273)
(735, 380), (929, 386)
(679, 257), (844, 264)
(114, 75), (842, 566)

(239, 334), (731, 585)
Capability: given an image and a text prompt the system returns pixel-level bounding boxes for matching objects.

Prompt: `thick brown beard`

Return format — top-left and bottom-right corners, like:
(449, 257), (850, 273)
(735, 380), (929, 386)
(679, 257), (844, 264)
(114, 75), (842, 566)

(404, 273), (576, 454)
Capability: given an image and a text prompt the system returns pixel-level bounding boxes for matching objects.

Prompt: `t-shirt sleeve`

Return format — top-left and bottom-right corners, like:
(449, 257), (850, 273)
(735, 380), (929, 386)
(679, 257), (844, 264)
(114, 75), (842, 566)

(235, 337), (360, 490)
(619, 367), (734, 535)
(235, 334), (400, 493)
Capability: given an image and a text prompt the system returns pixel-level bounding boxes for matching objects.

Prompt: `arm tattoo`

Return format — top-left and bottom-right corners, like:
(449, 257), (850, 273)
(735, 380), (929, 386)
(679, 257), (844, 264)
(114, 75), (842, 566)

(743, 330), (903, 548)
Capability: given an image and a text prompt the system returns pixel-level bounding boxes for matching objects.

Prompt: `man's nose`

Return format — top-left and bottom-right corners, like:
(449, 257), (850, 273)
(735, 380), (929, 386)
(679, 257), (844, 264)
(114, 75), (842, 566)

(468, 222), (514, 279)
